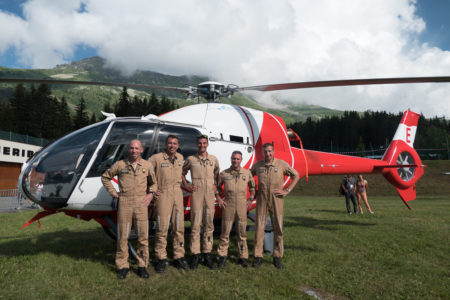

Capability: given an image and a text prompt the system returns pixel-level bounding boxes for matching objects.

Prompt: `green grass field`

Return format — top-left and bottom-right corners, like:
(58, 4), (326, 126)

(0, 194), (448, 299)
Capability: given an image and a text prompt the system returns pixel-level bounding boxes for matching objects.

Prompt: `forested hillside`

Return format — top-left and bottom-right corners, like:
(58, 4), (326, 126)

(0, 83), (178, 140)
(289, 111), (450, 159)
(0, 56), (344, 124)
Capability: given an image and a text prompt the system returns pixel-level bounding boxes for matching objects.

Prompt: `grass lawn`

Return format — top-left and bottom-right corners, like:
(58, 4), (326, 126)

(0, 195), (448, 299)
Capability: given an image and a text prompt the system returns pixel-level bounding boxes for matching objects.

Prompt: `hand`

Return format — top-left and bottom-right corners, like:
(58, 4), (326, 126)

(185, 184), (197, 193)
(273, 189), (288, 196)
(155, 190), (162, 199)
(142, 193), (154, 207)
(246, 199), (252, 208)
(217, 197), (227, 208)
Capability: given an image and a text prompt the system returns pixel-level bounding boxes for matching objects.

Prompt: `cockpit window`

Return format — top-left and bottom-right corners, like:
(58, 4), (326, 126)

(22, 123), (108, 208)
(153, 125), (200, 158)
(87, 121), (156, 177)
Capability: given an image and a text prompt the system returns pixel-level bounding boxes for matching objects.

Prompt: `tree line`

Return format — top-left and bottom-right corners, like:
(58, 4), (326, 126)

(0, 84), (179, 140)
(288, 110), (450, 156)
(1, 83), (448, 157)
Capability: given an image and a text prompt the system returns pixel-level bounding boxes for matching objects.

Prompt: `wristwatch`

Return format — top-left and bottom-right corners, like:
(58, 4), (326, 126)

(249, 196), (255, 201)
(284, 188), (291, 193)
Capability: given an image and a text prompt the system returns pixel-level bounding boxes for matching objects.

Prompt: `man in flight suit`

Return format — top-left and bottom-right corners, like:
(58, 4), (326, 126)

(182, 134), (220, 269)
(101, 139), (156, 279)
(250, 143), (299, 269)
(216, 151), (255, 268)
(149, 135), (189, 273)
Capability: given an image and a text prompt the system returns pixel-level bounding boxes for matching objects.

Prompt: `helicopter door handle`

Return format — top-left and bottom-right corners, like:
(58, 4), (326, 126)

(78, 179), (85, 193)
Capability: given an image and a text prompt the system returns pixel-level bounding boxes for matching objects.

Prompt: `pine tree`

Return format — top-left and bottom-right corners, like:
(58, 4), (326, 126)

(131, 95), (142, 116)
(148, 92), (160, 115)
(73, 97), (90, 129)
(90, 112), (97, 124)
(0, 102), (12, 131)
(9, 83), (28, 134)
(160, 95), (171, 114)
(115, 86), (131, 116)
(57, 97), (72, 136)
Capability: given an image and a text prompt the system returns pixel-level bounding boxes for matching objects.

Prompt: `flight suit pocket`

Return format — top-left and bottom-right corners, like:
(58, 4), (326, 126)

(191, 163), (202, 179)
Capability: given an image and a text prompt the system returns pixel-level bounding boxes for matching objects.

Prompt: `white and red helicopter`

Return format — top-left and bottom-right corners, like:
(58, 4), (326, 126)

(2, 76), (449, 253)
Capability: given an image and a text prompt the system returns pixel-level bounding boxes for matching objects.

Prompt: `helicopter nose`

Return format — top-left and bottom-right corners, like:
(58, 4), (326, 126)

(21, 171), (76, 209)
(19, 122), (108, 209)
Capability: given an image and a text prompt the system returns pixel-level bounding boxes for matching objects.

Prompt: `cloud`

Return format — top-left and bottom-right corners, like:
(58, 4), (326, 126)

(0, 0), (449, 117)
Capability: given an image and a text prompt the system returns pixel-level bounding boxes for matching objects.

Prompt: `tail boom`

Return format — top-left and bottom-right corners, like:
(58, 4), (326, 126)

(291, 110), (424, 208)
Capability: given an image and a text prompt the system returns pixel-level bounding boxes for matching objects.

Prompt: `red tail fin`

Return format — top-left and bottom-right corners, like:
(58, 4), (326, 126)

(381, 110), (424, 208)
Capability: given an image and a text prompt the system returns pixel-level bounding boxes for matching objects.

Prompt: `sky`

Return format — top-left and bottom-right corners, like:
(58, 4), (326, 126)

(0, 0), (449, 118)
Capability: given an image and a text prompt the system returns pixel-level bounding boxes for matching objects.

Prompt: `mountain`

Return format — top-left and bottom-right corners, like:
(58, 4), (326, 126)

(0, 57), (343, 123)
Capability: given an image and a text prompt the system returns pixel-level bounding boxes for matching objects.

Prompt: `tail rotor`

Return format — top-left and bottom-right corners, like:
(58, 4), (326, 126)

(380, 110), (424, 208)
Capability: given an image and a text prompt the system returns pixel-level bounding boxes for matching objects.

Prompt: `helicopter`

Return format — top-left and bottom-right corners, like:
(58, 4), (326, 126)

(2, 75), (449, 256)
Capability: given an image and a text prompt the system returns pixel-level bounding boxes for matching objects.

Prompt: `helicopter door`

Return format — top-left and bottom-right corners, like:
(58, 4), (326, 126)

(61, 121), (158, 210)
(87, 121), (157, 177)
(152, 124), (201, 158)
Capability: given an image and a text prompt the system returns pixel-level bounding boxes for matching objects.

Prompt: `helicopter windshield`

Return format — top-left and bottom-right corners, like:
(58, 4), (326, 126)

(22, 123), (108, 208)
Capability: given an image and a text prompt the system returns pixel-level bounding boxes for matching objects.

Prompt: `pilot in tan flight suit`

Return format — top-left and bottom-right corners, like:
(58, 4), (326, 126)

(250, 142), (299, 269)
(216, 151), (255, 268)
(182, 134), (220, 269)
(101, 139), (156, 279)
(149, 135), (189, 273)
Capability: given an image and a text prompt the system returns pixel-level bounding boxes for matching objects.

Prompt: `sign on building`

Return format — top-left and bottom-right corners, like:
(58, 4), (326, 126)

(0, 139), (42, 164)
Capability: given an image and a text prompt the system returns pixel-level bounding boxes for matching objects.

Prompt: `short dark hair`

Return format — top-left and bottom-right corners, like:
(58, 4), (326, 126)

(166, 135), (179, 143)
(262, 142), (274, 150)
(197, 134), (208, 142)
(231, 150), (242, 157)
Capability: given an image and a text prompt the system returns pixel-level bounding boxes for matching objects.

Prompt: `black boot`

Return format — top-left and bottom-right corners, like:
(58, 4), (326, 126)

(174, 258), (189, 270)
(253, 257), (262, 268)
(190, 254), (200, 270)
(218, 256), (227, 268)
(273, 257), (284, 269)
(238, 258), (249, 268)
(137, 267), (149, 278)
(117, 268), (129, 279)
(203, 253), (216, 270)
(155, 259), (167, 273)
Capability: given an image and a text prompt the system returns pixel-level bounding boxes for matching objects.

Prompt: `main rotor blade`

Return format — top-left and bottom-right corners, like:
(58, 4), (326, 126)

(0, 78), (190, 94)
(237, 76), (450, 92)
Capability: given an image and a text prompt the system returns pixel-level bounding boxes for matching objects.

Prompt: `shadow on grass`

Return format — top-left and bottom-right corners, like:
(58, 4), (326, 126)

(316, 209), (347, 214)
(284, 215), (376, 230)
(0, 227), (115, 267)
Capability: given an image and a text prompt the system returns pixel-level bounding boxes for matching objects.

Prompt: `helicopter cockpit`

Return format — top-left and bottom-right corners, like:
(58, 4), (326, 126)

(20, 118), (201, 209)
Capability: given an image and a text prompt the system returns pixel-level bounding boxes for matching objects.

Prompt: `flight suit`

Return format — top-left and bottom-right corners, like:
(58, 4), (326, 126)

(216, 167), (255, 259)
(101, 159), (156, 270)
(183, 154), (220, 254)
(250, 158), (298, 258)
(149, 151), (185, 260)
